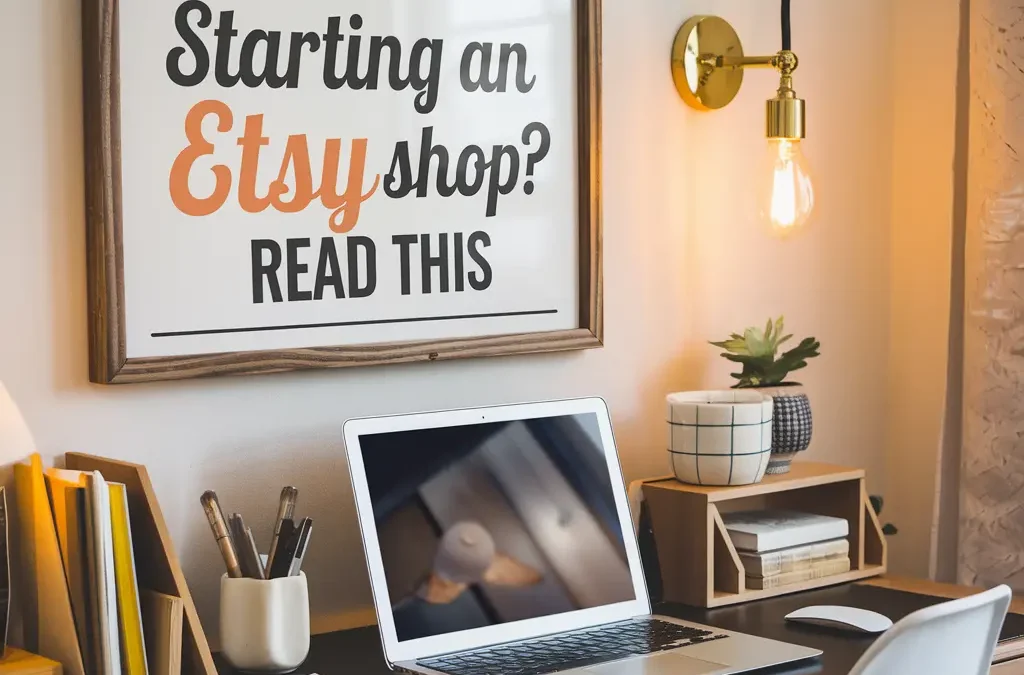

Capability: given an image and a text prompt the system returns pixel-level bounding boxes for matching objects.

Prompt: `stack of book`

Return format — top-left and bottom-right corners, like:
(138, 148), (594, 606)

(15, 454), (183, 675)
(722, 510), (851, 591)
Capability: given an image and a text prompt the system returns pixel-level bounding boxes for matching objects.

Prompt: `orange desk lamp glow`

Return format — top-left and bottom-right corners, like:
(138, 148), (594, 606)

(671, 1), (814, 237)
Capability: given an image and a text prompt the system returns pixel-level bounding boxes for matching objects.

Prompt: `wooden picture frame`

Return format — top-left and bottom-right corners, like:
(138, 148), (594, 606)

(82, 0), (603, 384)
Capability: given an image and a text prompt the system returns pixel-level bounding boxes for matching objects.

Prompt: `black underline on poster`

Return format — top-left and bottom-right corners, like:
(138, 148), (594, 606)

(151, 309), (560, 338)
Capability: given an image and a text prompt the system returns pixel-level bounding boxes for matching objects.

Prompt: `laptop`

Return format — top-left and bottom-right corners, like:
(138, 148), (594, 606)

(345, 398), (821, 675)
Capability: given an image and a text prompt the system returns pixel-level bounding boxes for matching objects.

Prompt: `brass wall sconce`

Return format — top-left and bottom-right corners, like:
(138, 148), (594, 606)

(671, 2), (814, 237)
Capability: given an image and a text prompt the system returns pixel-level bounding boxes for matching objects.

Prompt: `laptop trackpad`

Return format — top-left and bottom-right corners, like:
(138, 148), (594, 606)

(577, 652), (730, 675)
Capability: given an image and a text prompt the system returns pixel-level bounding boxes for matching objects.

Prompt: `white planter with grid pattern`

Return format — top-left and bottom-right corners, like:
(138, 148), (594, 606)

(666, 391), (774, 486)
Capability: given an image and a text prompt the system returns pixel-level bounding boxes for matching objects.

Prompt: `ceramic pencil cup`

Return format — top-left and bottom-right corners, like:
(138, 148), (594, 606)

(220, 573), (310, 673)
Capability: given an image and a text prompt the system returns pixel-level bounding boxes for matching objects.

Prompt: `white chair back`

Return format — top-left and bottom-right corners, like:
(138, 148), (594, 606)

(850, 585), (1012, 675)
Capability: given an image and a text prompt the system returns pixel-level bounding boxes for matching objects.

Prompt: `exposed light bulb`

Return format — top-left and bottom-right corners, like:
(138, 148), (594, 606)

(761, 138), (814, 237)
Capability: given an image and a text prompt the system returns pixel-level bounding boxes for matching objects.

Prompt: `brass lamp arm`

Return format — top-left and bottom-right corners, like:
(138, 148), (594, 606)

(703, 50), (799, 76)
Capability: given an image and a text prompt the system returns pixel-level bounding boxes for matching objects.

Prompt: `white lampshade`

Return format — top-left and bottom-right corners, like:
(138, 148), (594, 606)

(0, 382), (34, 464)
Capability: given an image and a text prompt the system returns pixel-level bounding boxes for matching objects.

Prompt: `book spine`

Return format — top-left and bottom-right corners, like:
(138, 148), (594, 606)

(727, 531), (757, 552)
(748, 548), (812, 577)
(744, 539), (850, 577)
(747, 557), (851, 590)
(760, 522), (850, 552)
(83, 479), (102, 675)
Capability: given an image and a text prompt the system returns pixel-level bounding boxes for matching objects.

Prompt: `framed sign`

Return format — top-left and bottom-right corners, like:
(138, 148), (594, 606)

(83, 0), (602, 384)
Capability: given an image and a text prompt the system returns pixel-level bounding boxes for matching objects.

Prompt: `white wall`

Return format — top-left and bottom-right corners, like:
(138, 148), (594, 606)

(0, 0), (895, 642)
(680, 0), (893, 486)
(884, 0), (961, 579)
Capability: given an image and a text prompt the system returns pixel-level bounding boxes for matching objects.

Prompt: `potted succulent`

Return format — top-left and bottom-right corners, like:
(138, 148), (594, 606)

(710, 317), (821, 475)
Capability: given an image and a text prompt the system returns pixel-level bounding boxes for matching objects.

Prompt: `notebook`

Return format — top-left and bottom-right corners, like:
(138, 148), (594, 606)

(721, 510), (849, 552)
(140, 591), (183, 675)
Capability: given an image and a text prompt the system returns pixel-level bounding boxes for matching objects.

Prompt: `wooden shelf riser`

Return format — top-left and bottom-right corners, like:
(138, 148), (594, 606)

(641, 462), (887, 608)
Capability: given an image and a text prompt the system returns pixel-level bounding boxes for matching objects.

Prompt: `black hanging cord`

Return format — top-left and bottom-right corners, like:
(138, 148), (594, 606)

(781, 0), (792, 51)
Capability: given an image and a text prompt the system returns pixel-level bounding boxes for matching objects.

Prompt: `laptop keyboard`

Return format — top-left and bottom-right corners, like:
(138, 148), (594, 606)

(418, 619), (729, 675)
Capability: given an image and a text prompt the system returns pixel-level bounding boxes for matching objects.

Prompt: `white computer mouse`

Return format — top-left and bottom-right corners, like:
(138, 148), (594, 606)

(785, 605), (893, 634)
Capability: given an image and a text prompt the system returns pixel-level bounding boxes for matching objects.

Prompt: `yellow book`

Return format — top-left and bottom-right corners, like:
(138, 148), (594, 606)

(109, 483), (148, 675)
(43, 470), (86, 570)
(42, 469), (89, 659)
(13, 455), (86, 675)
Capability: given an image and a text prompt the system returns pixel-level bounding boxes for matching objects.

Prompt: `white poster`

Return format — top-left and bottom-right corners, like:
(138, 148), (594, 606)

(115, 0), (584, 360)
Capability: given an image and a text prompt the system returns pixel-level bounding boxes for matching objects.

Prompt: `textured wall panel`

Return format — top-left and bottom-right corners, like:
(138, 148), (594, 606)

(961, 0), (1024, 588)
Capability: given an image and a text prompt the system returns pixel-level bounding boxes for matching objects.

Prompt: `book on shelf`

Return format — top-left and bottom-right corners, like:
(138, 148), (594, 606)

(84, 471), (122, 675)
(43, 469), (90, 661)
(746, 556), (852, 590)
(721, 510), (849, 553)
(739, 538), (850, 578)
(14, 455), (87, 675)
(110, 482), (149, 675)
(47, 470), (150, 675)
(141, 590), (184, 675)
(43, 469), (87, 575)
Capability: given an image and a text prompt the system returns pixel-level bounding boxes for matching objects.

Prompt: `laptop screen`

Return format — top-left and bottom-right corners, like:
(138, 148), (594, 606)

(358, 412), (637, 642)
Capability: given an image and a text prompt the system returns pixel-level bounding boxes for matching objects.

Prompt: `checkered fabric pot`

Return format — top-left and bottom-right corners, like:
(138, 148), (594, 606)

(752, 386), (813, 474)
(666, 391), (774, 486)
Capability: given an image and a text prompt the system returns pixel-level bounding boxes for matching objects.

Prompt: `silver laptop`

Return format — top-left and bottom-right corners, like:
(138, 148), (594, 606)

(344, 398), (821, 675)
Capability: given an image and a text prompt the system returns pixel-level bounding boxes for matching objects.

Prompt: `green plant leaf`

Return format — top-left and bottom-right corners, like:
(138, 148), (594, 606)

(869, 495), (883, 515)
(782, 337), (821, 358)
(882, 524), (898, 536)
(709, 338), (750, 354)
(714, 319), (819, 386)
(746, 327), (775, 358)
(782, 361), (809, 374)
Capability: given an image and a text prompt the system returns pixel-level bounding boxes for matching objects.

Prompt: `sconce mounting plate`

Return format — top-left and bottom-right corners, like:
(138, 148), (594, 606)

(671, 16), (745, 111)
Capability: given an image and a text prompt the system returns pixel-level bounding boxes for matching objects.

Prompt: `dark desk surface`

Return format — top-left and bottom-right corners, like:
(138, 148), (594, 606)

(216, 580), (1024, 675)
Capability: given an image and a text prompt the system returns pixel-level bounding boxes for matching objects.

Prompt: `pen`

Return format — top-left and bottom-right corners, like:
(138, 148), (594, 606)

(244, 528), (266, 581)
(287, 518), (313, 577)
(228, 514), (248, 576)
(244, 526), (266, 580)
(266, 486), (298, 572)
(230, 513), (266, 580)
(268, 518), (298, 579)
(201, 491), (243, 579)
